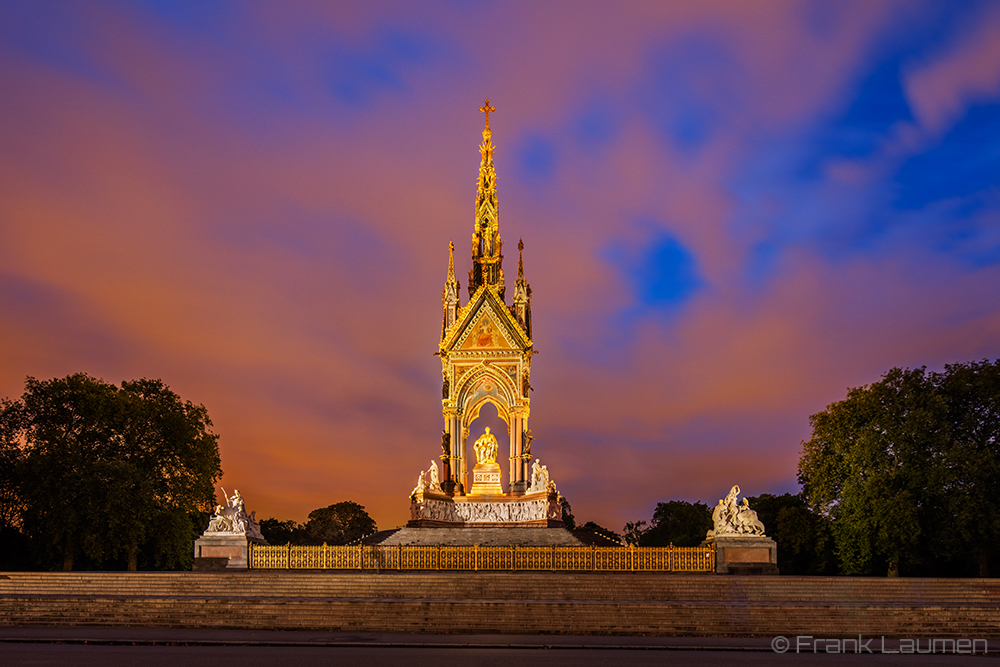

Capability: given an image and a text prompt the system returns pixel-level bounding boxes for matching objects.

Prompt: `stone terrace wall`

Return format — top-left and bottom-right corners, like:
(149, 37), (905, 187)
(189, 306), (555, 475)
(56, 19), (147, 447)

(1, 572), (998, 637)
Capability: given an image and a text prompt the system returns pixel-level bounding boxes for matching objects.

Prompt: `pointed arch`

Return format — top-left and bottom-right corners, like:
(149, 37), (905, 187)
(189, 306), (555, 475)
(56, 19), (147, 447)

(455, 363), (518, 414)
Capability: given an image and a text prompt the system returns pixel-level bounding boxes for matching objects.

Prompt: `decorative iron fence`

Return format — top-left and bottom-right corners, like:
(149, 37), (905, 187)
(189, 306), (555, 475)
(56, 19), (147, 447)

(248, 543), (715, 573)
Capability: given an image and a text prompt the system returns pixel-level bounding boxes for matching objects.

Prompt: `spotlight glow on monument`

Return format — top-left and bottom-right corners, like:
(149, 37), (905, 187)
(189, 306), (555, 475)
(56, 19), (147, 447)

(408, 100), (562, 527)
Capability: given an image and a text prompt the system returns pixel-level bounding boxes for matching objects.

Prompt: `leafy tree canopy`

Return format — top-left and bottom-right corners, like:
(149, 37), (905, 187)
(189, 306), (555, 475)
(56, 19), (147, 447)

(559, 497), (576, 530)
(799, 360), (1000, 577)
(303, 501), (376, 545)
(639, 500), (712, 547)
(623, 520), (647, 546)
(259, 518), (305, 546)
(0, 373), (221, 571)
(744, 493), (837, 575)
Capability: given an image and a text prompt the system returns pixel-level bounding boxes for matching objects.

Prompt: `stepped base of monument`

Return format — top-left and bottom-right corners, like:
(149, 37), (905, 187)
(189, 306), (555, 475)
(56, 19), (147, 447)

(190, 557), (230, 572)
(409, 488), (562, 527)
(405, 518), (563, 528)
(726, 562), (780, 576)
(2, 572), (999, 637)
(379, 526), (584, 546)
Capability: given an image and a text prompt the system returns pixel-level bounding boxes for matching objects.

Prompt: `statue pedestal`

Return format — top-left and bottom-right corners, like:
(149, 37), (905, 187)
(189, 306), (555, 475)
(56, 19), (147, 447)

(468, 462), (504, 496)
(702, 534), (778, 575)
(193, 533), (250, 571)
(409, 489), (562, 527)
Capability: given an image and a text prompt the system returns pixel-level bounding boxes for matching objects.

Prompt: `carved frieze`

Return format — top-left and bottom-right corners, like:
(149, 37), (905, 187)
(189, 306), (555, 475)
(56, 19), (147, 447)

(411, 498), (550, 523)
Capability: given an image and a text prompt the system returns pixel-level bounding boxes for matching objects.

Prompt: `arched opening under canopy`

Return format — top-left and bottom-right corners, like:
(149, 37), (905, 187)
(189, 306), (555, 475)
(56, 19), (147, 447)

(466, 400), (507, 487)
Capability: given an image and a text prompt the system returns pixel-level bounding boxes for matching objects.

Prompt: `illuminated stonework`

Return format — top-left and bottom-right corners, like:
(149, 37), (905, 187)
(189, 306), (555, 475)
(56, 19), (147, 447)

(438, 99), (535, 497)
(409, 101), (560, 527)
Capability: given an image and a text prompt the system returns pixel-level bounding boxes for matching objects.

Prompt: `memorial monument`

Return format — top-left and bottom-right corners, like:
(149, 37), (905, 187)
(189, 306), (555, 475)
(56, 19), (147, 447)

(406, 100), (564, 530)
(701, 484), (778, 574)
(193, 488), (267, 570)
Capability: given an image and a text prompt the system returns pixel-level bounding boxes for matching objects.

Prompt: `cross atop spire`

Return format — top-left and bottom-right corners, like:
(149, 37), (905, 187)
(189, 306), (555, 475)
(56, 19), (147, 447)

(479, 98), (495, 130)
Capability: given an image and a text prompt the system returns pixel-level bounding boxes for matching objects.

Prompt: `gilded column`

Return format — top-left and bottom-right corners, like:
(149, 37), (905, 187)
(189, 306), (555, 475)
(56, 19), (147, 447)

(460, 422), (470, 493)
(508, 416), (518, 493)
(453, 413), (464, 493)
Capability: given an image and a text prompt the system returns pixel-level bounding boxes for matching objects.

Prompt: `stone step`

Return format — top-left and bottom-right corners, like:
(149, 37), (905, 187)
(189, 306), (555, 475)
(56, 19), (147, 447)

(3, 573), (998, 602)
(3, 595), (999, 636)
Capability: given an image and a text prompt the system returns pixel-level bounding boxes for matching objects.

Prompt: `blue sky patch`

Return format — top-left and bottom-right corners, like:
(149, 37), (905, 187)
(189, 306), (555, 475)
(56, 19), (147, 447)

(607, 228), (704, 312)
(516, 133), (557, 183)
(136, 0), (231, 31)
(0, 3), (131, 92)
(574, 97), (618, 150)
(324, 30), (435, 106)
(831, 56), (913, 158)
(895, 102), (1000, 209)
(638, 36), (738, 155)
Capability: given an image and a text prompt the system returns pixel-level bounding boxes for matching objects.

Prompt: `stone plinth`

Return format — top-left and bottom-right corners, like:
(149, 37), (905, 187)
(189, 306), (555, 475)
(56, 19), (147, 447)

(702, 534), (778, 575)
(468, 462), (504, 496)
(409, 489), (562, 527)
(380, 526), (584, 546)
(193, 533), (249, 570)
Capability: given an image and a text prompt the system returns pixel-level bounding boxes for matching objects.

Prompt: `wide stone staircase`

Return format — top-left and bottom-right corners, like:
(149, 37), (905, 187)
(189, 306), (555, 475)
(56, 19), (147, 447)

(1, 571), (998, 636)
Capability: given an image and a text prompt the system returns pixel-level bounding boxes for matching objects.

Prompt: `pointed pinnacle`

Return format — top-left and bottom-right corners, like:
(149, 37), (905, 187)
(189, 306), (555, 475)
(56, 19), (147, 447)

(517, 238), (524, 280)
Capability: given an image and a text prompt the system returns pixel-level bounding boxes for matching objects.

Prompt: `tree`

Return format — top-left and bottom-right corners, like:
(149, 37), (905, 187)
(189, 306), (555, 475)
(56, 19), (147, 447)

(622, 520), (647, 546)
(259, 518), (306, 545)
(640, 500), (712, 547)
(559, 497), (576, 530)
(798, 363), (1000, 577)
(576, 521), (621, 543)
(0, 373), (221, 571)
(0, 421), (30, 570)
(303, 501), (376, 545)
(744, 493), (837, 575)
(928, 360), (1000, 576)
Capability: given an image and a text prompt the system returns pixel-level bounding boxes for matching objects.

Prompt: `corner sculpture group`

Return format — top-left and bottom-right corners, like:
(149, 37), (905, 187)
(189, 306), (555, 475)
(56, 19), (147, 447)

(205, 489), (265, 542)
(707, 484), (766, 538)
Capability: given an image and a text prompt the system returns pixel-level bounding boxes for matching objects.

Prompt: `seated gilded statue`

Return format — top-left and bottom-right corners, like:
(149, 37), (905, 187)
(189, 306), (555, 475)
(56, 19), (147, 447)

(473, 427), (499, 465)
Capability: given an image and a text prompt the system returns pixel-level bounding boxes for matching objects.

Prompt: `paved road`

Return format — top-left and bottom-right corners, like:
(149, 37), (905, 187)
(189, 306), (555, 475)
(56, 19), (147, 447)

(5, 644), (997, 667)
(1, 628), (994, 666)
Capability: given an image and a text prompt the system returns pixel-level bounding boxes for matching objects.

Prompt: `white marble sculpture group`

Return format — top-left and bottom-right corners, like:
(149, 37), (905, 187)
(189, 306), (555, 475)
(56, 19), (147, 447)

(528, 459), (556, 493)
(410, 496), (561, 523)
(707, 484), (766, 538)
(409, 457), (561, 524)
(205, 488), (265, 541)
(412, 460), (444, 496)
(412, 457), (557, 497)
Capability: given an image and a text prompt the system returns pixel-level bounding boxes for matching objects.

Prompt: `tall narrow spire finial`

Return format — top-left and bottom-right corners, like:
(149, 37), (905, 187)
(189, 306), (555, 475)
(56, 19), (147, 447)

(517, 239), (524, 281)
(469, 98), (503, 298)
(442, 240), (461, 339)
(512, 238), (531, 337)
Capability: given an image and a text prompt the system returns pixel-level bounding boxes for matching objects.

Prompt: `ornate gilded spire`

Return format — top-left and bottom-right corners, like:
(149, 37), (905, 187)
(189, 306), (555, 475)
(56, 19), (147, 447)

(469, 98), (504, 299)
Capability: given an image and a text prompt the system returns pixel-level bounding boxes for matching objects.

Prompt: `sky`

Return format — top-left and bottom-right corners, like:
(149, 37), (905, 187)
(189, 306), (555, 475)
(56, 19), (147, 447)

(2, 0), (1000, 533)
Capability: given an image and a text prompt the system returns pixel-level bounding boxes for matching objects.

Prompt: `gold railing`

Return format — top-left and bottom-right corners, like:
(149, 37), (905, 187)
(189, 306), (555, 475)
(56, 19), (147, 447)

(248, 543), (715, 572)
